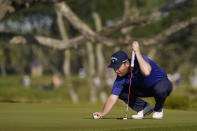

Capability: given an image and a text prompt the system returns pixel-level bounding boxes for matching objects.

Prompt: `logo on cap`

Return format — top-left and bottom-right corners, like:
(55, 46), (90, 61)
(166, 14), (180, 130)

(111, 57), (118, 63)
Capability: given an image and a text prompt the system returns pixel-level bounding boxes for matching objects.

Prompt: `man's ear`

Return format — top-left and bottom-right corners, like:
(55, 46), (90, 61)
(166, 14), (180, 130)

(125, 61), (130, 67)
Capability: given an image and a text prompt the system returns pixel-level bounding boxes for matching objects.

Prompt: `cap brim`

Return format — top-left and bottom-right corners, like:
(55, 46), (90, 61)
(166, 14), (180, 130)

(108, 63), (121, 69)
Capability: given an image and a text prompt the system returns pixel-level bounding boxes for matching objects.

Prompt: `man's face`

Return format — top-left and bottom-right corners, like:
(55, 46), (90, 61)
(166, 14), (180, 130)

(114, 61), (129, 77)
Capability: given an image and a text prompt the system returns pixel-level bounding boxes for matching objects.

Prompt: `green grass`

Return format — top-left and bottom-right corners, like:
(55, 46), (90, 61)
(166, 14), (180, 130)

(0, 103), (197, 131)
(0, 75), (197, 130)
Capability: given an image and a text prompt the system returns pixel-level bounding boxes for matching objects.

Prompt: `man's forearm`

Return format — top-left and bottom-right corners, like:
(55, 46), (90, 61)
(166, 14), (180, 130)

(135, 51), (152, 76)
(102, 94), (118, 116)
(132, 41), (152, 76)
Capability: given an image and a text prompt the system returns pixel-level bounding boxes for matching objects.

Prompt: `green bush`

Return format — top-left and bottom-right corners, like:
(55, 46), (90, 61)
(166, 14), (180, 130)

(165, 95), (191, 110)
(0, 87), (71, 103)
(0, 75), (97, 103)
(186, 87), (197, 94)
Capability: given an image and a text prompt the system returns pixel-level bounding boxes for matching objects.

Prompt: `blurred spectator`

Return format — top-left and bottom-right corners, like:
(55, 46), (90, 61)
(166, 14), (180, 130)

(23, 75), (31, 88)
(174, 72), (181, 87)
(43, 75), (61, 90)
(93, 76), (101, 86)
(78, 68), (87, 78)
(167, 74), (174, 82)
(105, 68), (116, 87)
(167, 72), (181, 89)
(30, 60), (43, 76)
(52, 75), (61, 88)
(106, 78), (114, 87)
(190, 67), (197, 88)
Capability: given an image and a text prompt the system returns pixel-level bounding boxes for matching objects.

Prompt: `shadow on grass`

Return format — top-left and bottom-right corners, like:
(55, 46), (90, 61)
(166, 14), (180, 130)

(84, 117), (152, 120)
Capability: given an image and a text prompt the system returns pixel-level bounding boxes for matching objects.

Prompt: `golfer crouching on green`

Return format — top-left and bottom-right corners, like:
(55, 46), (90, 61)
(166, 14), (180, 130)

(93, 41), (173, 119)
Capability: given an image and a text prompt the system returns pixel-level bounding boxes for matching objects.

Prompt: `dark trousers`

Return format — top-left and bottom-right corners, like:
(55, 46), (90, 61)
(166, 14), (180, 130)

(119, 78), (173, 112)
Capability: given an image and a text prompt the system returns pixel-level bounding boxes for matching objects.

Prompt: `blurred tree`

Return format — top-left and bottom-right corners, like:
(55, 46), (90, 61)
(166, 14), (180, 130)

(0, 47), (6, 76)
(0, 0), (196, 98)
(56, 7), (78, 103)
(92, 12), (107, 103)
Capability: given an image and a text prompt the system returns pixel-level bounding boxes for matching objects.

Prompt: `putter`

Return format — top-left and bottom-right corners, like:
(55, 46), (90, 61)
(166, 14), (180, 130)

(124, 49), (135, 120)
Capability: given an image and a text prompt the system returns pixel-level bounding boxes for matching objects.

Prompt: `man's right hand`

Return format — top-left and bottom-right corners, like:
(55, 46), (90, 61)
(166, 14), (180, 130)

(93, 112), (104, 119)
(92, 94), (118, 119)
(132, 41), (140, 54)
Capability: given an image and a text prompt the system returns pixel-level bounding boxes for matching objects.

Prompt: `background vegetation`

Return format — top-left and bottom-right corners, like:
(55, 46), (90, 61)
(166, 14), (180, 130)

(0, 0), (197, 111)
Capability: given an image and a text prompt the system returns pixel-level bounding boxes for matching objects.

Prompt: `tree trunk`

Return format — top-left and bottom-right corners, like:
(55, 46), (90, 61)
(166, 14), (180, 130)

(0, 63), (6, 76)
(123, 0), (130, 20)
(86, 42), (97, 103)
(63, 50), (78, 103)
(92, 12), (104, 77)
(56, 8), (78, 103)
(92, 12), (107, 103)
(121, 0), (139, 42)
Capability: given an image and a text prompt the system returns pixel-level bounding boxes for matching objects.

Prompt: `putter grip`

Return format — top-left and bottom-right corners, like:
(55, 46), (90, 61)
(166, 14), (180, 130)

(131, 50), (135, 67)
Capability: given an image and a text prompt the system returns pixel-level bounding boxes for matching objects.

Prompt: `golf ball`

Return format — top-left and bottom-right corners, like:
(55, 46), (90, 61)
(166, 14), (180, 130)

(93, 115), (98, 119)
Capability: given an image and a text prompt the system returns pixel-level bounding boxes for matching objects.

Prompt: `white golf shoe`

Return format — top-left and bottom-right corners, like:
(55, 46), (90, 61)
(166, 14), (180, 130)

(131, 103), (153, 119)
(152, 109), (163, 119)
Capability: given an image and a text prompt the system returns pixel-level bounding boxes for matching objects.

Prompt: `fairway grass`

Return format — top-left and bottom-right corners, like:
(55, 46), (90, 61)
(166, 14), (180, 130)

(0, 103), (197, 131)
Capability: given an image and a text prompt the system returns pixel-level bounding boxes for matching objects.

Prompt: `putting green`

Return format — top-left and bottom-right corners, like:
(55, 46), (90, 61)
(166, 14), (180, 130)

(0, 103), (196, 131)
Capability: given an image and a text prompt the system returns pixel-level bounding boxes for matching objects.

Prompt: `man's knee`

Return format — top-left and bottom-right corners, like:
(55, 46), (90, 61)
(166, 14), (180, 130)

(154, 88), (170, 100)
(153, 79), (173, 99)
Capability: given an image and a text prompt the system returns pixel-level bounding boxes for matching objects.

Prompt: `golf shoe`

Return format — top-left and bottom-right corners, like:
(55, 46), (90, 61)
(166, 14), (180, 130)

(152, 109), (163, 119)
(131, 103), (153, 119)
